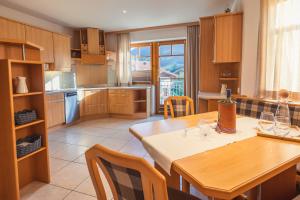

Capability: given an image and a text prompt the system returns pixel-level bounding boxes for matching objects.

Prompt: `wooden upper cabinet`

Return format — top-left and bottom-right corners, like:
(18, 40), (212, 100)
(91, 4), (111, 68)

(25, 26), (54, 63)
(214, 13), (243, 63)
(87, 28), (100, 54)
(0, 17), (25, 41)
(53, 33), (71, 71)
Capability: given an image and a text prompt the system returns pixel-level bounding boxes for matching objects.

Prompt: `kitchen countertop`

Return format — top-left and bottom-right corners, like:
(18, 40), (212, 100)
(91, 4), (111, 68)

(46, 85), (151, 94)
(198, 92), (226, 100)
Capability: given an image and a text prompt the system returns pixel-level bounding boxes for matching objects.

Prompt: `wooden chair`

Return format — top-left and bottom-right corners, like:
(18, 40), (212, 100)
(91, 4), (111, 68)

(85, 144), (202, 200)
(164, 96), (195, 119)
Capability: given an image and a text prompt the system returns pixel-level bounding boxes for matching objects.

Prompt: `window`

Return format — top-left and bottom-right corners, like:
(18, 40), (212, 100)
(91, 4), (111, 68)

(158, 41), (185, 104)
(130, 44), (152, 83)
(264, 0), (300, 93)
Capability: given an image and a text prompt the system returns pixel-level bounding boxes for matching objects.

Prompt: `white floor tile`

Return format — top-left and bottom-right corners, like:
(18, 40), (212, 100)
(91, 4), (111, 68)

(64, 191), (96, 200)
(51, 162), (89, 190)
(50, 142), (87, 161)
(20, 181), (70, 200)
(49, 158), (70, 175)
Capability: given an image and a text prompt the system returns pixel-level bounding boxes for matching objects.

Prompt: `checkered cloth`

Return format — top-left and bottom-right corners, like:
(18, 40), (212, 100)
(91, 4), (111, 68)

(101, 158), (144, 200)
(235, 98), (300, 126)
(171, 99), (188, 117)
(100, 157), (202, 200)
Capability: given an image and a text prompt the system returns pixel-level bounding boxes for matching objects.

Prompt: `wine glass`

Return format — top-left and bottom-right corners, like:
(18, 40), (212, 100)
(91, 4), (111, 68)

(274, 116), (291, 136)
(258, 112), (275, 132)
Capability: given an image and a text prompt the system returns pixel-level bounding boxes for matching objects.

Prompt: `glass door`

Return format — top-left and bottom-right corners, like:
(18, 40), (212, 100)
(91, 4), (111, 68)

(158, 40), (185, 105)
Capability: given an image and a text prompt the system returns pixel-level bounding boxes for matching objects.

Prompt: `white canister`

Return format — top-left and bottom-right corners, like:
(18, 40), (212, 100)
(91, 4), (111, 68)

(220, 84), (227, 95)
(16, 76), (29, 94)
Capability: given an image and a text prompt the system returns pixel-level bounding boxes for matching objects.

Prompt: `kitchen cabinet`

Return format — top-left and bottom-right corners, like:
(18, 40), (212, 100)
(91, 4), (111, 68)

(46, 93), (65, 128)
(87, 28), (100, 54)
(80, 89), (108, 117)
(199, 12), (242, 94)
(53, 33), (71, 71)
(0, 17), (25, 41)
(108, 89), (134, 115)
(75, 28), (106, 64)
(214, 13), (243, 63)
(25, 26), (54, 63)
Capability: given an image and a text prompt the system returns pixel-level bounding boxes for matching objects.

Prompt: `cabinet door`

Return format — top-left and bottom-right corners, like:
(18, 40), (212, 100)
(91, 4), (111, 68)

(46, 93), (65, 128)
(108, 90), (133, 114)
(214, 13), (242, 63)
(0, 17), (25, 41)
(26, 26), (54, 63)
(53, 33), (71, 71)
(81, 90), (108, 116)
(87, 28), (100, 54)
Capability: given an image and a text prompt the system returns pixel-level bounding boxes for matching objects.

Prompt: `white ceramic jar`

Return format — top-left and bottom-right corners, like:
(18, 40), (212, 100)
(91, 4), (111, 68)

(16, 76), (29, 94)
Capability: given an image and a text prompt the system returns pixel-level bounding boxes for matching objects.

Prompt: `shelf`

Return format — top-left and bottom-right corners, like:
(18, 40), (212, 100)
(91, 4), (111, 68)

(219, 77), (239, 81)
(13, 92), (43, 98)
(15, 120), (45, 130)
(17, 147), (47, 162)
(134, 100), (146, 103)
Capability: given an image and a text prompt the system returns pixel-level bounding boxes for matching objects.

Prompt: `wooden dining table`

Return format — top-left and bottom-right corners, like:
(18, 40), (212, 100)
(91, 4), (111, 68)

(129, 112), (300, 200)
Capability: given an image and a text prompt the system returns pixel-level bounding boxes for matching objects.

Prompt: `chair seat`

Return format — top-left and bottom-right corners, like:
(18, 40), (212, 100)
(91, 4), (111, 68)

(167, 187), (201, 200)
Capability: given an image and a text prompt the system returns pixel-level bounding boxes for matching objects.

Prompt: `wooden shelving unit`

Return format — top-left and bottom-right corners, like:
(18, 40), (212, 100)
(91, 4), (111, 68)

(219, 77), (239, 81)
(13, 91), (43, 98)
(132, 89), (150, 118)
(0, 59), (50, 200)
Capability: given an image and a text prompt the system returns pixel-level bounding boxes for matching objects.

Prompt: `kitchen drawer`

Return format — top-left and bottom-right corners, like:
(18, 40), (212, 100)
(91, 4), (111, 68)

(46, 93), (64, 101)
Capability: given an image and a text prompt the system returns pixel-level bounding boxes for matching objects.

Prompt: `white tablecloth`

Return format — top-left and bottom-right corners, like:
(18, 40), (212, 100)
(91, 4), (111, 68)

(142, 117), (258, 174)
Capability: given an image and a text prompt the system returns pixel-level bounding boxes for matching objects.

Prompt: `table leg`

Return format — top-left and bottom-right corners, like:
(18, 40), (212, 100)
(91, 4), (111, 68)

(260, 165), (296, 200)
(154, 162), (180, 190)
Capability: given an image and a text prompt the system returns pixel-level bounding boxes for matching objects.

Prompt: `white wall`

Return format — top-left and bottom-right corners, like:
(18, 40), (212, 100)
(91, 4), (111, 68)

(130, 26), (187, 43)
(240, 0), (260, 97)
(0, 4), (72, 35)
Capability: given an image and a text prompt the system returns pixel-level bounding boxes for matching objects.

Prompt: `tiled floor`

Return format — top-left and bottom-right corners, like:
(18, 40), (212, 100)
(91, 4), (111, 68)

(21, 116), (162, 200)
(21, 115), (208, 200)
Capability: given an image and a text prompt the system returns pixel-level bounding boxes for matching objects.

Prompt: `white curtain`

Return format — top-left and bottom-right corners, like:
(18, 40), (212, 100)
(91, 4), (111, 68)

(256, 0), (300, 99)
(116, 33), (132, 86)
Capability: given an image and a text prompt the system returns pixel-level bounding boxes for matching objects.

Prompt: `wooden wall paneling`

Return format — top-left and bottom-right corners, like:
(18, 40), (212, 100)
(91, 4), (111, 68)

(87, 28), (100, 54)
(25, 26), (54, 63)
(53, 33), (71, 71)
(214, 13), (243, 63)
(199, 17), (220, 92)
(0, 17), (25, 41)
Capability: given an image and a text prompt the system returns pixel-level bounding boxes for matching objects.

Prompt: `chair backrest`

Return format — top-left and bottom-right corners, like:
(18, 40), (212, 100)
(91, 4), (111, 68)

(235, 97), (300, 126)
(85, 144), (169, 200)
(164, 96), (195, 119)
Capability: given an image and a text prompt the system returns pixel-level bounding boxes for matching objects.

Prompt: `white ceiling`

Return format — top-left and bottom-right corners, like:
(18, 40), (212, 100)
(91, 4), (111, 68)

(1, 0), (234, 31)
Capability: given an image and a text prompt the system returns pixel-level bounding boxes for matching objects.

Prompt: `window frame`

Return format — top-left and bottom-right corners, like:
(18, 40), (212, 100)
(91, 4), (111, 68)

(156, 40), (186, 111)
(130, 42), (153, 84)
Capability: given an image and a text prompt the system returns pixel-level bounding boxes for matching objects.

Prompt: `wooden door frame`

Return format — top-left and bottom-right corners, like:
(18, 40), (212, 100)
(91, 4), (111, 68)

(154, 40), (186, 114)
(130, 40), (186, 114)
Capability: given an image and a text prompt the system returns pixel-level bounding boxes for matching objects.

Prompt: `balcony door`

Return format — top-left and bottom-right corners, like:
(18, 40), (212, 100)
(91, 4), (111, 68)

(158, 40), (185, 105)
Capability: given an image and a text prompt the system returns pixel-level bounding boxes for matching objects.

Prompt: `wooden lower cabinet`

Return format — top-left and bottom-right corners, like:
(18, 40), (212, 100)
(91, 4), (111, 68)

(79, 88), (150, 119)
(109, 90), (133, 115)
(80, 89), (108, 117)
(46, 93), (65, 128)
